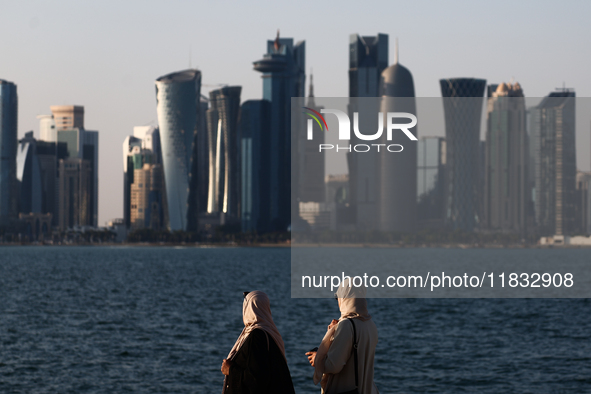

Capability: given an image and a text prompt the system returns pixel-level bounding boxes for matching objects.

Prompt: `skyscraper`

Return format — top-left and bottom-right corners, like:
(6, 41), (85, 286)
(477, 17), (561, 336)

(206, 86), (242, 219)
(50, 105), (84, 131)
(298, 74), (325, 203)
(417, 137), (446, 228)
(58, 158), (92, 229)
(57, 126), (99, 227)
(123, 125), (164, 230)
(347, 33), (388, 230)
(17, 132), (43, 214)
(253, 31), (305, 231)
(530, 89), (576, 236)
(378, 50), (417, 232)
(155, 69), (201, 231)
(240, 100), (271, 233)
(0, 79), (18, 228)
(38, 114), (57, 142)
(484, 82), (530, 235)
(440, 78), (487, 232)
(349, 33), (388, 97)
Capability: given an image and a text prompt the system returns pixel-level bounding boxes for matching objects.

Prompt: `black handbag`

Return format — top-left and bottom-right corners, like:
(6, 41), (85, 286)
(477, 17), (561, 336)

(338, 318), (360, 394)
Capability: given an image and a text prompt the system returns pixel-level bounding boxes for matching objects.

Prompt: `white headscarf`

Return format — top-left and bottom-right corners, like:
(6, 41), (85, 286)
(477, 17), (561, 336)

(314, 283), (372, 388)
(227, 290), (286, 361)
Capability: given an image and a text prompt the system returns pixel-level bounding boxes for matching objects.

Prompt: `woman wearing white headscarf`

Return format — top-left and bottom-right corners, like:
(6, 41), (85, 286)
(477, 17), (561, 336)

(306, 283), (379, 394)
(221, 290), (295, 394)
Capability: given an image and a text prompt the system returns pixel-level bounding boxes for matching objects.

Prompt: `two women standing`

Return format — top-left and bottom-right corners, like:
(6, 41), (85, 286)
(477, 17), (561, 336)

(222, 286), (378, 393)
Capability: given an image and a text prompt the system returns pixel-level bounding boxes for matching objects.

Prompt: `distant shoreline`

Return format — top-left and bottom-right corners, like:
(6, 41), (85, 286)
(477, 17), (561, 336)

(1, 242), (590, 248)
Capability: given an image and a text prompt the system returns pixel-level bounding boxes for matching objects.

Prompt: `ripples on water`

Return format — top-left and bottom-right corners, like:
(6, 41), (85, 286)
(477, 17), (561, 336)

(0, 247), (589, 393)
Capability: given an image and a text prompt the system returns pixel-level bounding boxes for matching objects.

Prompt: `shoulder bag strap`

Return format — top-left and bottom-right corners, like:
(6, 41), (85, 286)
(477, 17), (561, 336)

(348, 318), (358, 390)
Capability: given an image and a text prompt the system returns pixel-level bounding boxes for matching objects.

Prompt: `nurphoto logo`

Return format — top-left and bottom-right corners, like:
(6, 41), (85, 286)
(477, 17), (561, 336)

(303, 107), (417, 153)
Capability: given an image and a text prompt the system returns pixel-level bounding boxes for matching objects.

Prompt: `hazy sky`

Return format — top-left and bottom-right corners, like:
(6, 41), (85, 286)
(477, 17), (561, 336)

(1, 0), (590, 225)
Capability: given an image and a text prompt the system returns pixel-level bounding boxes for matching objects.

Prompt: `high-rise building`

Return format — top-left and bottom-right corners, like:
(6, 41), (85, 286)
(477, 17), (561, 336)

(130, 163), (164, 230)
(38, 114), (57, 142)
(123, 125), (164, 230)
(484, 82), (530, 235)
(58, 158), (92, 229)
(440, 78), (487, 232)
(347, 33), (388, 231)
(348, 33), (388, 97)
(576, 171), (591, 235)
(530, 89), (576, 236)
(378, 51), (417, 232)
(155, 69), (201, 231)
(197, 95), (209, 214)
(17, 131), (67, 227)
(417, 137), (446, 228)
(206, 86), (242, 219)
(50, 105), (84, 131)
(240, 100), (271, 232)
(0, 79), (18, 228)
(299, 74), (325, 203)
(17, 132), (43, 214)
(253, 31), (305, 231)
(57, 127), (99, 227)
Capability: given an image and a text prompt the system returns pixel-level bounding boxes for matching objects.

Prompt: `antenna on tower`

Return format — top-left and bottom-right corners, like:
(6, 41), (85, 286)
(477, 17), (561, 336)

(395, 37), (399, 64)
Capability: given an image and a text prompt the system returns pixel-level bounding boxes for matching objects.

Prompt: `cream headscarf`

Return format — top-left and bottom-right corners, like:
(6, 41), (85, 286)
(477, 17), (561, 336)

(313, 283), (372, 389)
(227, 290), (286, 361)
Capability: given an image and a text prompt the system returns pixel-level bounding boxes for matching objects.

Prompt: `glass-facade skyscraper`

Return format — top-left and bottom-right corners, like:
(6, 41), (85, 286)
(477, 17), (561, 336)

(206, 86), (242, 219)
(349, 33), (388, 97)
(440, 78), (487, 232)
(378, 56), (417, 232)
(240, 100), (271, 233)
(417, 137), (446, 227)
(484, 82), (530, 236)
(347, 33), (388, 230)
(155, 69), (201, 231)
(253, 32), (305, 231)
(530, 90), (576, 236)
(0, 80), (18, 228)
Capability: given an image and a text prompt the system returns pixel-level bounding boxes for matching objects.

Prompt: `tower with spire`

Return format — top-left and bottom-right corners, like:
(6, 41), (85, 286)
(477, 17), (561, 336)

(299, 70), (325, 204)
(377, 40), (418, 232)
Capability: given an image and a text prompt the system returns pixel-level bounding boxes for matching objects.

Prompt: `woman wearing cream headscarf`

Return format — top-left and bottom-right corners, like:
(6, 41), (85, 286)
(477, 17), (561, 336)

(306, 283), (379, 394)
(221, 290), (295, 394)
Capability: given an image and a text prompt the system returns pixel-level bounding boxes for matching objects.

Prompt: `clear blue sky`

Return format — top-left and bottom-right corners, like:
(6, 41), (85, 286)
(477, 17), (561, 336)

(1, 0), (590, 224)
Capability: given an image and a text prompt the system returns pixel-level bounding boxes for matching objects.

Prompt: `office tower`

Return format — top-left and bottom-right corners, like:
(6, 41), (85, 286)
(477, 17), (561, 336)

(50, 105), (84, 130)
(253, 31), (305, 231)
(575, 171), (591, 234)
(38, 115), (57, 142)
(484, 82), (529, 235)
(155, 69), (201, 231)
(130, 163), (164, 230)
(58, 158), (92, 229)
(530, 89), (576, 236)
(378, 51), (417, 232)
(440, 78), (487, 232)
(206, 86), (242, 219)
(17, 130), (68, 225)
(417, 137), (446, 228)
(57, 126), (99, 227)
(348, 33), (388, 97)
(347, 33), (388, 230)
(17, 132), (43, 214)
(0, 79), (18, 228)
(240, 100), (271, 232)
(299, 74), (325, 203)
(197, 95), (209, 214)
(123, 126), (164, 230)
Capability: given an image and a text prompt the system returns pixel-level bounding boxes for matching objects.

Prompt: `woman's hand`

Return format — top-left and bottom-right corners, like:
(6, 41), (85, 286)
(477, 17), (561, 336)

(327, 319), (339, 331)
(221, 359), (231, 375)
(305, 351), (317, 367)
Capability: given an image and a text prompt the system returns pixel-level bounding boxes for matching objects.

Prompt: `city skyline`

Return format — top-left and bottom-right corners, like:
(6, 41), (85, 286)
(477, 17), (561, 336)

(2, 1), (591, 224)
